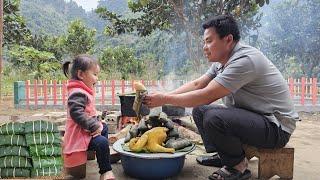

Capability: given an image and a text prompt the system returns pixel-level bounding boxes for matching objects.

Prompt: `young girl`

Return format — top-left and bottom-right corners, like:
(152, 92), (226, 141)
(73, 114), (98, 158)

(62, 54), (115, 180)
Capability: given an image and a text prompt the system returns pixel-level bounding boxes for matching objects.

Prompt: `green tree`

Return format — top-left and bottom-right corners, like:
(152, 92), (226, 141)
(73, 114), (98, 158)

(63, 20), (96, 56)
(258, 0), (320, 78)
(8, 45), (61, 79)
(97, 0), (266, 36)
(27, 34), (66, 61)
(99, 46), (146, 80)
(4, 0), (31, 45)
(96, 0), (267, 72)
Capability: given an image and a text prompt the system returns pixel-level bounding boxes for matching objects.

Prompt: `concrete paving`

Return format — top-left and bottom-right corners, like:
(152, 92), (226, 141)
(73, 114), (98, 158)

(82, 119), (320, 180)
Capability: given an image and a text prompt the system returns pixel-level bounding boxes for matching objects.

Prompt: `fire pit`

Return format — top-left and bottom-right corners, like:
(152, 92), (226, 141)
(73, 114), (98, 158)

(113, 138), (195, 179)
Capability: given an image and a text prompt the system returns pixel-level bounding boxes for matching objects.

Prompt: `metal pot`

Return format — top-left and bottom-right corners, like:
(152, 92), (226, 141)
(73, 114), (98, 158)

(162, 104), (185, 117)
(118, 94), (150, 117)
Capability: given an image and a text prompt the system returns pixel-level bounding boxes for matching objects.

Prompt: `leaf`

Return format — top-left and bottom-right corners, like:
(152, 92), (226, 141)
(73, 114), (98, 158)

(140, 0), (149, 6)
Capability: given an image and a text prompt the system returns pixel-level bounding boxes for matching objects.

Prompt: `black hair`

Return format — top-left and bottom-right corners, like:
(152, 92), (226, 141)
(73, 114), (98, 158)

(62, 54), (98, 80)
(202, 14), (240, 41)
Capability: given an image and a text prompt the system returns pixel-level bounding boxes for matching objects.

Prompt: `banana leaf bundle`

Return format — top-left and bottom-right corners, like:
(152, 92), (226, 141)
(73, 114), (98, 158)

(0, 156), (32, 168)
(29, 144), (61, 156)
(0, 122), (25, 135)
(31, 166), (62, 177)
(0, 146), (30, 157)
(0, 168), (30, 178)
(31, 156), (63, 169)
(165, 138), (192, 150)
(25, 132), (61, 146)
(24, 120), (59, 134)
(0, 134), (26, 146)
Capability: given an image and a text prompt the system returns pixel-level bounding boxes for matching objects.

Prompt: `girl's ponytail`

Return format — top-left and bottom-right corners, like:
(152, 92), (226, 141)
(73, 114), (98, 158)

(63, 61), (71, 78)
(63, 54), (97, 80)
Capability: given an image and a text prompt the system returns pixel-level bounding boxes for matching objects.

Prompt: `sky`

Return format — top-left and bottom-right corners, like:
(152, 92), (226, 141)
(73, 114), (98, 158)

(71, 0), (99, 11)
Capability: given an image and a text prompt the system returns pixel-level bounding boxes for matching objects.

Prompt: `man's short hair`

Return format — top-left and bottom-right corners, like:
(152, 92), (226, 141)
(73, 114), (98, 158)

(202, 15), (240, 41)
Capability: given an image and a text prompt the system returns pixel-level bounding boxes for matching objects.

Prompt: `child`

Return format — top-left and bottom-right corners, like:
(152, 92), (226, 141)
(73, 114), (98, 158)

(62, 54), (115, 180)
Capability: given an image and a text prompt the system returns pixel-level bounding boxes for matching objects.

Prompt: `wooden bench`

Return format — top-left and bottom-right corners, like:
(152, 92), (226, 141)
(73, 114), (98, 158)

(243, 145), (294, 179)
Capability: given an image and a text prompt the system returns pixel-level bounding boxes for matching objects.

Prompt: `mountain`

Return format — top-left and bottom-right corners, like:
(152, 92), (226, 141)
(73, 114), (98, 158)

(98, 0), (129, 14)
(20, 0), (109, 36)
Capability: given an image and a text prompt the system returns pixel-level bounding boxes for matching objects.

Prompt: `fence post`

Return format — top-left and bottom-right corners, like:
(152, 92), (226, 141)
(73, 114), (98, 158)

(34, 80), (38, 109)
(301, 77), (305, 106)
(39, 80), (43, 97)
(312, 78), (317, 105)
(53, 80), (57, 105)
(43, 79), (47, 108)
(25, 80), (30, 109)
(14, 81), (25, 108)
(289, 77), (294, 98)
(121, 80), (125, 94)
(101, 80), (106, 105)
(111, 80), (115, 105)
(152, 80), (156, 88)
(161, 80), (165, 87)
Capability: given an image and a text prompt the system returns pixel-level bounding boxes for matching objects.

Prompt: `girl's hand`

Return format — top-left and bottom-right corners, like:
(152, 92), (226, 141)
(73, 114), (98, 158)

(91, 125), (103, 137)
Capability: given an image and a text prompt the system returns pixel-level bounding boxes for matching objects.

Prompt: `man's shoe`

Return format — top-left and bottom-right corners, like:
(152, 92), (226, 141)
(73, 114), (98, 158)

(196, 153), (222, 167)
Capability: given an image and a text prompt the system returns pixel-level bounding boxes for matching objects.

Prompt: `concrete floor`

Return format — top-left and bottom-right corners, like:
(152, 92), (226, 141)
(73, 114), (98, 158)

(83, 119), (320, 180)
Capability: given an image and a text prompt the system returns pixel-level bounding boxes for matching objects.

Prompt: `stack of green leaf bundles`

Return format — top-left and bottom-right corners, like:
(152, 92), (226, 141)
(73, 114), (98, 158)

(25, 120), (63, 177)
(0, 122), (31, 178)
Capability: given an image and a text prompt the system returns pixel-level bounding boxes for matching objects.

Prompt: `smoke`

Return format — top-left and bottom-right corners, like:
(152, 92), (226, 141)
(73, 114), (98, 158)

(254, 0), (320, 77)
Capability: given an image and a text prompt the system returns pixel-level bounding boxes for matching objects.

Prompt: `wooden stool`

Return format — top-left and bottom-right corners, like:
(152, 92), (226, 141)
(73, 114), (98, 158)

(243, 145), (294, 179)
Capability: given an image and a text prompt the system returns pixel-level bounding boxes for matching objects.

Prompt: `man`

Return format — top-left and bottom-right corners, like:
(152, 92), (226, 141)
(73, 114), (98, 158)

(144, 14), (299, 180)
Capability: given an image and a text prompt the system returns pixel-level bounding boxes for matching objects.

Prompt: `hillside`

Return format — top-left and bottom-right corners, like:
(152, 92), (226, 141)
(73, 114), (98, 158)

(19, 0), (128, 36)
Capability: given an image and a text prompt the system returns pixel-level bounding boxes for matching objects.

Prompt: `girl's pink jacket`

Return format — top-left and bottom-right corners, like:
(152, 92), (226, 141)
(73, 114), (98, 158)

(63, 80), (102, 167)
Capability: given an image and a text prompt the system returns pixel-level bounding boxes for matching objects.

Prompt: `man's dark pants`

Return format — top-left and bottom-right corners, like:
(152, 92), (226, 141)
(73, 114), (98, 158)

(192, 104), (291, 167)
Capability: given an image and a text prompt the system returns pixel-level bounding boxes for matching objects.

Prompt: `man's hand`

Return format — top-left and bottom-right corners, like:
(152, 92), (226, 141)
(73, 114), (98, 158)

(91, 125), (103, 137)
(143, 92), (166, 108)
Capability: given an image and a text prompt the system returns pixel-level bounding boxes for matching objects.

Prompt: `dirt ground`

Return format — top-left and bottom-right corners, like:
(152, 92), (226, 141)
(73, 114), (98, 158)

(0, 98), (319, 179)
(85, 116), (320, 180)
(0, 97), (58, 116)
